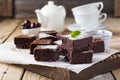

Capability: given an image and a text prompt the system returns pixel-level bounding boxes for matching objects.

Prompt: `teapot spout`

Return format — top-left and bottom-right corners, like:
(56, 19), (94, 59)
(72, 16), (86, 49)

(35, 9), (48, 28)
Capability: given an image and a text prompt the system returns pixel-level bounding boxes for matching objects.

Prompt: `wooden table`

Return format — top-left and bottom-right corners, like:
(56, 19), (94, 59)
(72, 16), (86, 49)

(0, 18), (120, 80)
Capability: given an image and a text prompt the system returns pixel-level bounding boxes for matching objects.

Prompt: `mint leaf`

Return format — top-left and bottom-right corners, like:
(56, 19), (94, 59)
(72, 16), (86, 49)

(71, 30), (81, 38)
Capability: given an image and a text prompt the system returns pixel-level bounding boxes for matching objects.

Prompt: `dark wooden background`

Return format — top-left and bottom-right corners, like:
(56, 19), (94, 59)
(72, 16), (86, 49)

(0, 0), (12, 17)
(0, 0), (116, 17)
(15, 0), (114, 18)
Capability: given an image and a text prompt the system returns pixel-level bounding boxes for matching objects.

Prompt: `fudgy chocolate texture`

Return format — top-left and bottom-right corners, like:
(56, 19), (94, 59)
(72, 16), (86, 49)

(14, 35), (36, 49)
(34, 45), (60, 61)
(93, 38), (105, 53)
(61, 36), (93, 64)
(61, 36), (93, 56)
(30, 39), (53, 54)
(69, 50), (93, 64)
(39, 30), (58, 36)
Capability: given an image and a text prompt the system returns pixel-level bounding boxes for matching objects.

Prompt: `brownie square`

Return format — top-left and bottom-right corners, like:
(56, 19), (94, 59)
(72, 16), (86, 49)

(93, 38), (105, 53)
(61, 36), (93, 56)
(34, 45), (60, 61)
(14, 35), (36, 49)
(69, 50), (93, 64)
(30, 39), (53, 54)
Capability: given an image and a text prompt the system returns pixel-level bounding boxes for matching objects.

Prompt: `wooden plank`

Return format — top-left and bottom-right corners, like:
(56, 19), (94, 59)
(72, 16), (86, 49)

(2, 65), (24, 80)
(110, 37), (120, 50)
(0, 63), (9, 79)
(114, 0), (118, 16)
(7, 0), (13, 16)
(114, 0), (120, 17)
(22, 71), (52, 80)
(112, 69), (120, 80)
(5, 23), (21, 42)
(90, 73), (115, 80)
(0, 19), (21, 44)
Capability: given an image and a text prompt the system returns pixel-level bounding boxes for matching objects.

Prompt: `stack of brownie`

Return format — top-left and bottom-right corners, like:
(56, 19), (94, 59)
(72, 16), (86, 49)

(14, 30), (61, 62)
(31, 30), (63, 61)
(14, 30), (105, 64)
(61, 35), (93, 64)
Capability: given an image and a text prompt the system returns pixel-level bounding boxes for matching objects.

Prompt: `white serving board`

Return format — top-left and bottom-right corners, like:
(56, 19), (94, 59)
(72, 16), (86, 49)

(0, 42), (118, 74)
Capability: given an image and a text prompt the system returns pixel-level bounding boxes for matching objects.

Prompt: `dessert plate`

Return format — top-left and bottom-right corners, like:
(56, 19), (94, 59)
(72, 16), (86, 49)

(67, 23), (107, 31)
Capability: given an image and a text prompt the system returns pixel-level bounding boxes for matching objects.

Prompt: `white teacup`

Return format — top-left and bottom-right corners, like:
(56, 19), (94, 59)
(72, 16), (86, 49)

(72, 2), (104, 14)
(73, 12), (107, 30)
(72, 2), (107, 31)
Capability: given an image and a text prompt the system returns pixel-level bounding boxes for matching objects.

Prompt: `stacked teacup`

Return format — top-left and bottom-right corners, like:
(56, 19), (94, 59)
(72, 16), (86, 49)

(71, 2), (112, 50)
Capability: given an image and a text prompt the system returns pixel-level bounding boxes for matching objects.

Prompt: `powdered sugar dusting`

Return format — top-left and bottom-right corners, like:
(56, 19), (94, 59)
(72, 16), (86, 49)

(54, 40), (62, 45)
(39, 33), (54, 38)
(40, 45), (58, 49)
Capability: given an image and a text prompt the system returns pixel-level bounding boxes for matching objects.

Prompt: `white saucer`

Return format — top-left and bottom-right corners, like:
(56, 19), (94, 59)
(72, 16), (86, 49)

(67, 23), (107, 31)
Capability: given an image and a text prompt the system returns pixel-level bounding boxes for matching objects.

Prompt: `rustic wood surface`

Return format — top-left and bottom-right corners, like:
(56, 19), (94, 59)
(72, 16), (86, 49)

(0, 18), (120, 80)
(0, 0), (12, 17)
(114, 0), (120, 17)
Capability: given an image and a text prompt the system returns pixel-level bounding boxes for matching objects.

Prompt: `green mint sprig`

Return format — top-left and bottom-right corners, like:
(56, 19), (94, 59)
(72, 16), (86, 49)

(70, 30), (81, 38)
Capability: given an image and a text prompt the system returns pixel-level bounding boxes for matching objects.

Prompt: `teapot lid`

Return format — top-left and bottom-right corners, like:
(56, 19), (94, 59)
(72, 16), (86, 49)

(41, 1), (59, 12)
(48, 1), (54, 5)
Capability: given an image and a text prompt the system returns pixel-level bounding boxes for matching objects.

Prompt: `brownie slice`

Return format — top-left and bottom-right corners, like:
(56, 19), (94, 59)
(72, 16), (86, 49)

(14, 35), (36, 49)
(69, 50), (93, 64)
(61, 36), (93, 56)
(34, 45), (60, 61)
(30, 39), (53, 54)
(93, 38), (105, 53)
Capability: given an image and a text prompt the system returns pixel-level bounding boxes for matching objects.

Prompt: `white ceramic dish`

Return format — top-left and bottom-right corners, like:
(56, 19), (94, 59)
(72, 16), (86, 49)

(21, 27), (40, 36)
(67, 23), (107, 31)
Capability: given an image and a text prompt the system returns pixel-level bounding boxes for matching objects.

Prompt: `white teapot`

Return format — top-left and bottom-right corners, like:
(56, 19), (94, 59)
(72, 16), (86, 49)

(35, 1), (66, 32)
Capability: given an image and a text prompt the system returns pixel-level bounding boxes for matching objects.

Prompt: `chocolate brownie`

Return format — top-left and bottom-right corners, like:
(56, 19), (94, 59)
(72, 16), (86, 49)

(69, 50), (93, 64)
(14, 35), (36, 49)
(30, 39), (53, 54)
(39, 30), (58, 36)
(93, 38), (105, 53)
(61, 36), (93, 56)
(34, 45), (60, 61)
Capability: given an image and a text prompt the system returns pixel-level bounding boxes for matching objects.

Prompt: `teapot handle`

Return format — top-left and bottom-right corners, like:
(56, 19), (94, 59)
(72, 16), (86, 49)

(59, 5), (66, 18)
